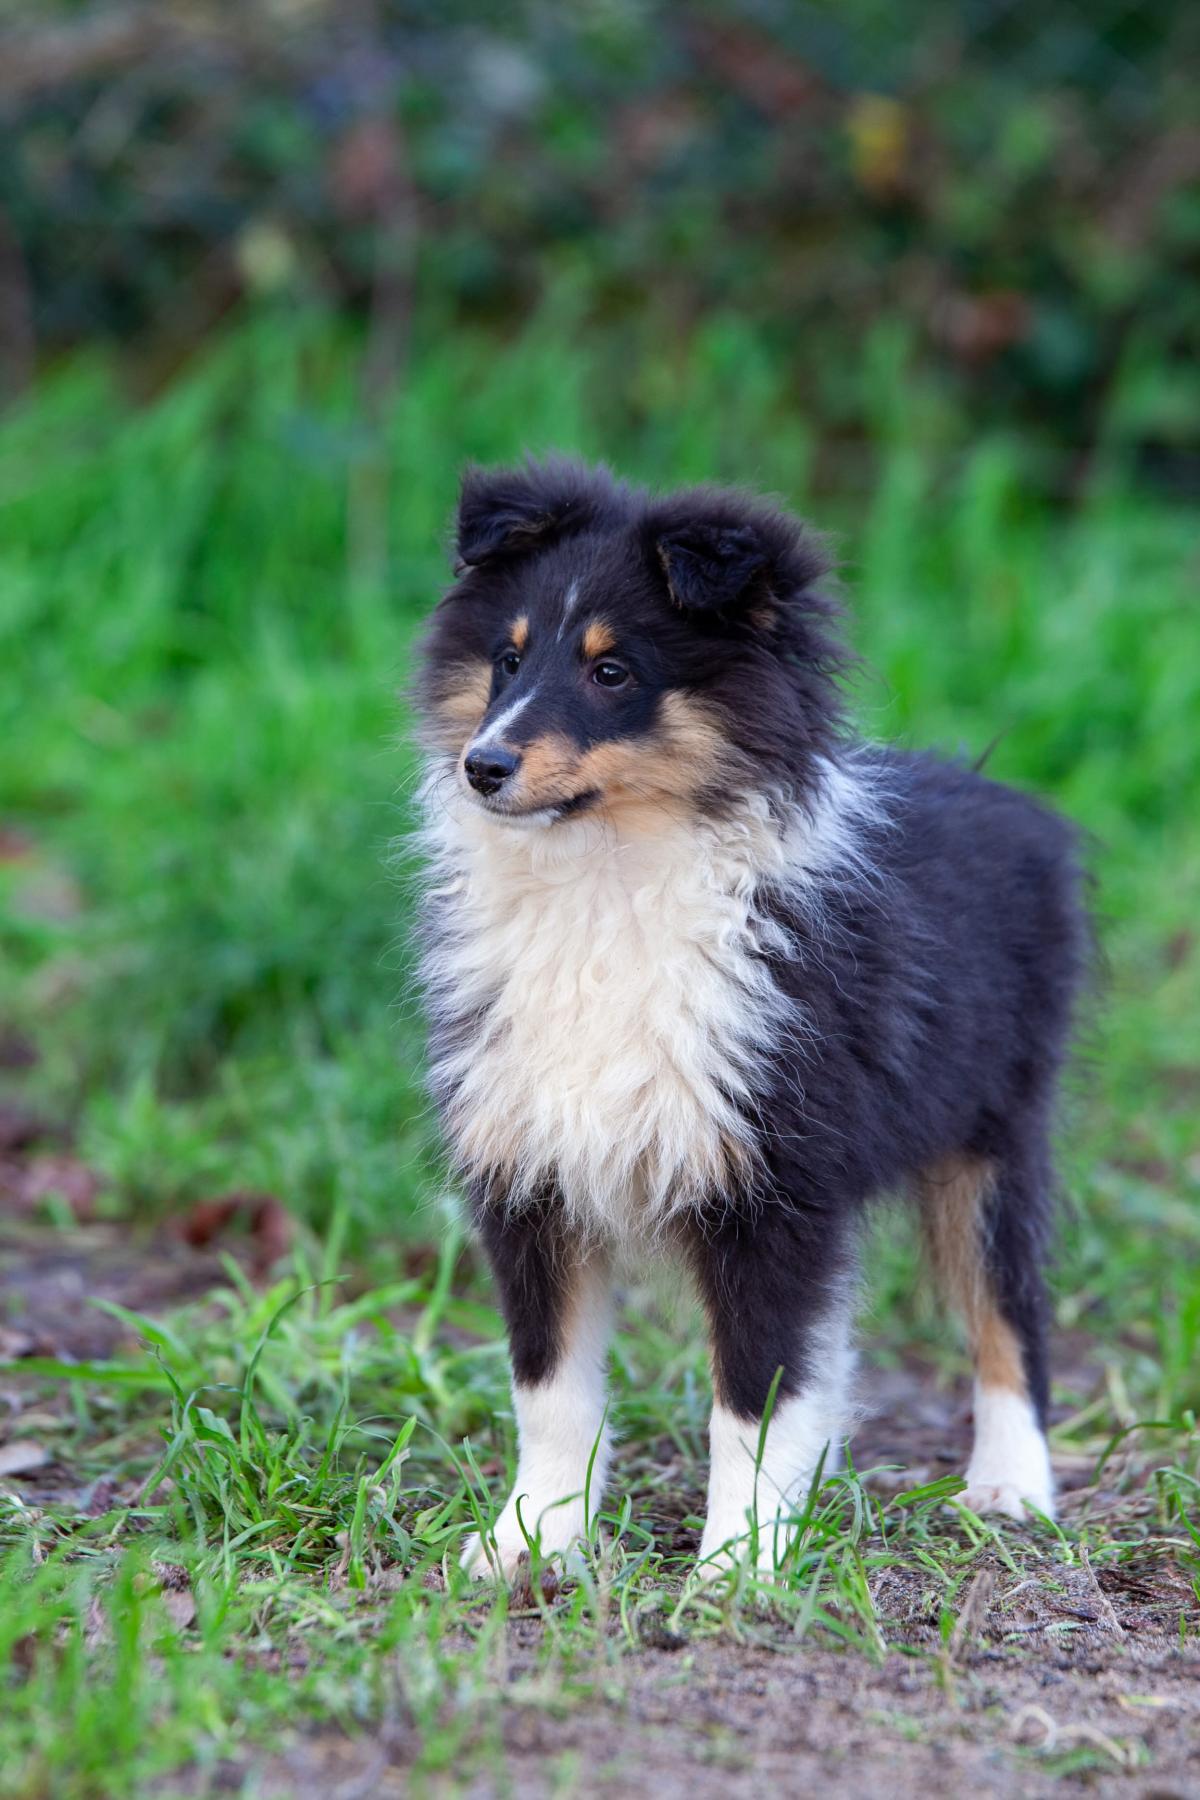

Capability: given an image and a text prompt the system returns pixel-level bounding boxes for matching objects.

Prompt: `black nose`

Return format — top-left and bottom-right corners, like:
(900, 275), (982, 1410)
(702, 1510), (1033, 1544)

(464, 745), (520, 796)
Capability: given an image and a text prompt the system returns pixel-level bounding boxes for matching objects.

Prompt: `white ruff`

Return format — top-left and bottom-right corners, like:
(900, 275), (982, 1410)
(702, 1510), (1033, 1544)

(419, 757), (874, 1241)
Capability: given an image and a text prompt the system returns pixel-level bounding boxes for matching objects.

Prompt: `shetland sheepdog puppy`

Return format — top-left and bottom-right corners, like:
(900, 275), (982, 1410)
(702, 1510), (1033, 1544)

(414, 459), (1087, 1579)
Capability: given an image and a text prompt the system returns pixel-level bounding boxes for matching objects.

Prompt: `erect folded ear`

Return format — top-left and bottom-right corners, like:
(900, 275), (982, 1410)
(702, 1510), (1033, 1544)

(653, 520), (769, 613)
(647, 488), (831, 621)
(455, 459), (613, 570)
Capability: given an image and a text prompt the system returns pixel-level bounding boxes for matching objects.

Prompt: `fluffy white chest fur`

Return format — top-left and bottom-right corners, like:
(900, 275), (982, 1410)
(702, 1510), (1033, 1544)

(420, 766), (863, 1238)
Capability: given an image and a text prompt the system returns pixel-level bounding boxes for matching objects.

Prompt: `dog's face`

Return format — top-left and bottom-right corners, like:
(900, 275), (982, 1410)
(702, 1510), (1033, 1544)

(418, 461), (843, 825)
(423, 527), (733, 825)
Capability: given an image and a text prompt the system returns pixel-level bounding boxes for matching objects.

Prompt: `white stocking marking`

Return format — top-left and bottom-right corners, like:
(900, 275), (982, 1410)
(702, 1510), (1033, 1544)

(463, 1259), (612, 1579)
(698, 1312), (855, 1574)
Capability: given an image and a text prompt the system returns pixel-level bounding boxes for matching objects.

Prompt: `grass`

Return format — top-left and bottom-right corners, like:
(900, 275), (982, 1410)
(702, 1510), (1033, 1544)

(1, 302), (1198, 1795)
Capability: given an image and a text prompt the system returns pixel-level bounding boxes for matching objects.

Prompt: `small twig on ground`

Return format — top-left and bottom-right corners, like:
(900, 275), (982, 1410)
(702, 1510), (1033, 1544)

(1080, 1544), (1126, 1639)
(949, 1567), (995, 1662)
(1009, 1704), (1136, 1769)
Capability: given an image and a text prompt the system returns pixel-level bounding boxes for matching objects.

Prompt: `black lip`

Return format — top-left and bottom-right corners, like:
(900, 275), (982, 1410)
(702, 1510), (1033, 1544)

(556, 789), (599, 817)
(481, 789), (600, 821)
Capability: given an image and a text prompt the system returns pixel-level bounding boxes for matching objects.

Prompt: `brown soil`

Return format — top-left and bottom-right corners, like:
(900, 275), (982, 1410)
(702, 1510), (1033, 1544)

(262, 1628), (1200, 1798)
(0, 1215), (230, 1362)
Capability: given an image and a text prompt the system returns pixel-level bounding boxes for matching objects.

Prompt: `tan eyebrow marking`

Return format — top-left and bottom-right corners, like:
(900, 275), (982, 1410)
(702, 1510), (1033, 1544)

(582, 620), (616, 660)
(510, 615), (530, 651)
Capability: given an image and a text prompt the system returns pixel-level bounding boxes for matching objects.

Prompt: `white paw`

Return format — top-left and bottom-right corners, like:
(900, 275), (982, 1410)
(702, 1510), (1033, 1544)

(461, 1497), (589, 1582)
(693, 1536), (744, 1581)
(960, 1387), (1055, 1523)
(695, 1515), (796, 1580)
(958, 1478), (1055, 1522)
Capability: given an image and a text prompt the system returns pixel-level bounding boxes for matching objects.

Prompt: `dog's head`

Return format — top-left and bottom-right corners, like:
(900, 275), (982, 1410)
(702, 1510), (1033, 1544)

(418, 459), (847, 826)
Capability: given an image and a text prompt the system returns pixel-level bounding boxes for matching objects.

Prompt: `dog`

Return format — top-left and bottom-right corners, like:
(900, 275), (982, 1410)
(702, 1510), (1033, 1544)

(414, 458), (1088, 1579)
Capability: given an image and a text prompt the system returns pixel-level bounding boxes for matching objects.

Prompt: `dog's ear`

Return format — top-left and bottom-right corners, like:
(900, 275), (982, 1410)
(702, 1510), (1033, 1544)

(648, 491), (829, 621)
(653, 519), (769, 613)
(455, 461), (607, 570)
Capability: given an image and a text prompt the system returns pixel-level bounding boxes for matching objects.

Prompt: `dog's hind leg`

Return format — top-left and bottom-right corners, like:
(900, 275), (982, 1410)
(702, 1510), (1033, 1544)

(918, 1149), (1055, 1520)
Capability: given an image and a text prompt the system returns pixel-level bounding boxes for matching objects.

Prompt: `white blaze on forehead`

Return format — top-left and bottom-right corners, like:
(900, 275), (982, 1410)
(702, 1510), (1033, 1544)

(556, 580), (581, 641)
(470, 688), (536, 752)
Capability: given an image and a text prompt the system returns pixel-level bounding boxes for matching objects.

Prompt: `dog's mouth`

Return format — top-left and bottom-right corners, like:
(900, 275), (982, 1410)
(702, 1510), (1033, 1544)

(475, 788), (600, 824)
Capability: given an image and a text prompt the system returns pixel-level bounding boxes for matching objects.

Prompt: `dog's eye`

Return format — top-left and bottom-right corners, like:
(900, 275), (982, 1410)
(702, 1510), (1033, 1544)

(592, 662), (629, 689)
(497, 650), (521, 679)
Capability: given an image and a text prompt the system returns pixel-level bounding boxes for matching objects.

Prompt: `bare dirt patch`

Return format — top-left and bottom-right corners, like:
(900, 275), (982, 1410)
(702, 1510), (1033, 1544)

(0, 1217), (228, 1363)
(261, 1628), (1200, 1799)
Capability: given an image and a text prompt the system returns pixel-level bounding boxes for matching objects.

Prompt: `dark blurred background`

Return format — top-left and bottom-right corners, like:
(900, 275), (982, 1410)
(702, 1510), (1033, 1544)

(3, 0), (1198, 495)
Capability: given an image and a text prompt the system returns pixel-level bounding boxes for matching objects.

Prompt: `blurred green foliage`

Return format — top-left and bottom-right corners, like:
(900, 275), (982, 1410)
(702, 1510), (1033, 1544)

(2, 1), (1198, 490)
(2, 307), (1196, 1264)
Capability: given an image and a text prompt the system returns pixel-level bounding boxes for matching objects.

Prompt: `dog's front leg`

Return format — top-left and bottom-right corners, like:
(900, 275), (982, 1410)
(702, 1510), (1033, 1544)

(688, 1203), (856, 1576)
(463, 1189), (612, 1580)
